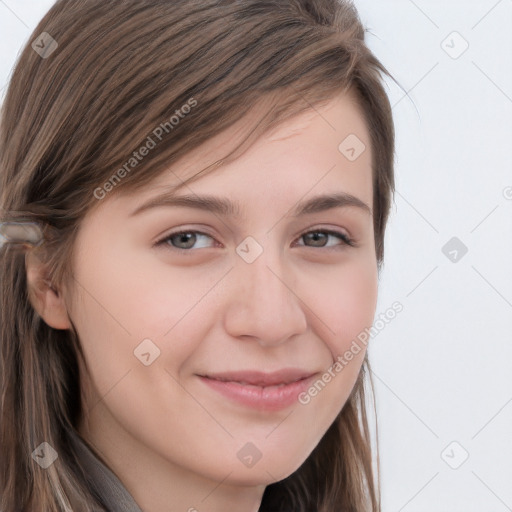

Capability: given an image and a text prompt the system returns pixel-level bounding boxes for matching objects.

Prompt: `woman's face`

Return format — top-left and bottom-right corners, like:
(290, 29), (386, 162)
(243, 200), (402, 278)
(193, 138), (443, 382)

(63, 91), (377, 505)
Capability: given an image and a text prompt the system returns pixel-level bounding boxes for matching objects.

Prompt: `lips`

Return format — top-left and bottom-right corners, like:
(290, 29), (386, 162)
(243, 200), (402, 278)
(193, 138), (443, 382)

(197, 368), (318, 411)
(199, 368), (316, 387)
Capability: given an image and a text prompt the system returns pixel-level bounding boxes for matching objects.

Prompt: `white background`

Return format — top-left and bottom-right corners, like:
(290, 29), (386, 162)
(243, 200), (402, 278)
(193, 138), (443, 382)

(1, 1), (511, 511)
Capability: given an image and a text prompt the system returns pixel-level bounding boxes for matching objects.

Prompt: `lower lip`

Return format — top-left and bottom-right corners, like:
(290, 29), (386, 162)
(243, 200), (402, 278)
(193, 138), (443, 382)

(198, 375), (316, 412)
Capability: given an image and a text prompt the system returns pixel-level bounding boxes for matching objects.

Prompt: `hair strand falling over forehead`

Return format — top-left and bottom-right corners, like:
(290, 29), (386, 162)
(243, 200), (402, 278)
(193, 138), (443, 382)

(0, 0), (396, 510)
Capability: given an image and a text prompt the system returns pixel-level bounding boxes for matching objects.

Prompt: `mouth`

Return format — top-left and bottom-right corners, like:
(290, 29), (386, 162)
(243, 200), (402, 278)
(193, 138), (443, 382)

(197, 369), (318, 411)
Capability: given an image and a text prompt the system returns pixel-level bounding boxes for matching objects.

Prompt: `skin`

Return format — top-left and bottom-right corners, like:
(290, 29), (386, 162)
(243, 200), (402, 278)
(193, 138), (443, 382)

(26, 90), (378, 512)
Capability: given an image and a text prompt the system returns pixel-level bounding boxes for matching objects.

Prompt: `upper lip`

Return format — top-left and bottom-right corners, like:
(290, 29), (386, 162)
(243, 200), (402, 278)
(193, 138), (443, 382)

(199, 368), (317, 386)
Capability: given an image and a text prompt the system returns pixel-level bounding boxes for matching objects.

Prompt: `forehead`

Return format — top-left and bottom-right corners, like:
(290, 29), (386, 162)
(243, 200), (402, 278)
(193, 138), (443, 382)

(140, 90), (371, 194)
(89, 89), (373, 224)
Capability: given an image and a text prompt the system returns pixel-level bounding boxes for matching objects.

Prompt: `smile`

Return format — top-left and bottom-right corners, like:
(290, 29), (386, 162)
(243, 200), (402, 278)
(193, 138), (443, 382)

(197, 369), (318, 411)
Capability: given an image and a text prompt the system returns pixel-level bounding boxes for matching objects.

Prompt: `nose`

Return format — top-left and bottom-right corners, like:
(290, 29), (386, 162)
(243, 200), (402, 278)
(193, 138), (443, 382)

(223, 245), (308, 347)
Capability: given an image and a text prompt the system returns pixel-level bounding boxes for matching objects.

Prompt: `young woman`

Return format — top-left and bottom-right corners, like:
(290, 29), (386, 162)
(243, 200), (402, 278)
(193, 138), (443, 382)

(0, 1), (396, 511)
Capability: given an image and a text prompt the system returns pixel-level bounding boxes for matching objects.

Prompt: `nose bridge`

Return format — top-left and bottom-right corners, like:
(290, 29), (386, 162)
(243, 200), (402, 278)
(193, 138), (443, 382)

(224, 239), (307, 345)
(243, 246), (286, 304)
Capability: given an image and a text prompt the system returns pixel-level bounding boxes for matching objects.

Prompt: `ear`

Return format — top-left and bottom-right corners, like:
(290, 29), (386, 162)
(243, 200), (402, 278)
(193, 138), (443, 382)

(25, 249), (72, 330)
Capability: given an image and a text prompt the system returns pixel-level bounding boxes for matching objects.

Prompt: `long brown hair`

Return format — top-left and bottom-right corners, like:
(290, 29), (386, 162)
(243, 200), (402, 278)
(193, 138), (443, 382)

(0, 1), (396, 510)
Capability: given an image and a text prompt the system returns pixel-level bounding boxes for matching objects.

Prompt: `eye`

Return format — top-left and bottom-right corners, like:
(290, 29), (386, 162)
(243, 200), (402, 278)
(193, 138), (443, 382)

(155, 230), (216, 251)
(295, 229), (356, 249)
(154, 228), (356, 252)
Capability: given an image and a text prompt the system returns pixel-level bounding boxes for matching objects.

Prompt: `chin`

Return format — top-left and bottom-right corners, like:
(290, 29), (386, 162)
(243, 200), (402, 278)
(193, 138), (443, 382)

(226, 452), (309, 488)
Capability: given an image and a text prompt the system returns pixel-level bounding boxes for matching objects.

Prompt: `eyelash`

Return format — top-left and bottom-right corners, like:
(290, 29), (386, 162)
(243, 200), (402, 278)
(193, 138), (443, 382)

(154, 228), (357, 252)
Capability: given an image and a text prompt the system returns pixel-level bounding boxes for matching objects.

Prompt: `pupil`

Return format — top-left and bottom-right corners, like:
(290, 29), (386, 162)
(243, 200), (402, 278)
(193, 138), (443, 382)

(175, 233), (195, 248)
(306, 232), (326, 247)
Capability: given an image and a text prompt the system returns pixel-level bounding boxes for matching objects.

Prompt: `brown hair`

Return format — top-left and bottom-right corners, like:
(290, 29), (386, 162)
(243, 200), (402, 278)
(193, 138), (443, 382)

(0, 1), (396, 510)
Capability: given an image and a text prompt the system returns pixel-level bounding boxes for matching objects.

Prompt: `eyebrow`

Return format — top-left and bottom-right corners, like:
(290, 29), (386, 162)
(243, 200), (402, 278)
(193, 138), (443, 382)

(129, 191), (372, 218)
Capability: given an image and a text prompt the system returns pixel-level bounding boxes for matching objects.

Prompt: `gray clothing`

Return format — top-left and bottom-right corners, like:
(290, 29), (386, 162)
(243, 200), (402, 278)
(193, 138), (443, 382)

(68, 429), (144, 512)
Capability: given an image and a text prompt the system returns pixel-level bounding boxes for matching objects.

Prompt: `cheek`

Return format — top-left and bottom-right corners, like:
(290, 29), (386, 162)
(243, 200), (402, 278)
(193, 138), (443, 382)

(310, 254), (378, 360)
(68, 245), (229, 379)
